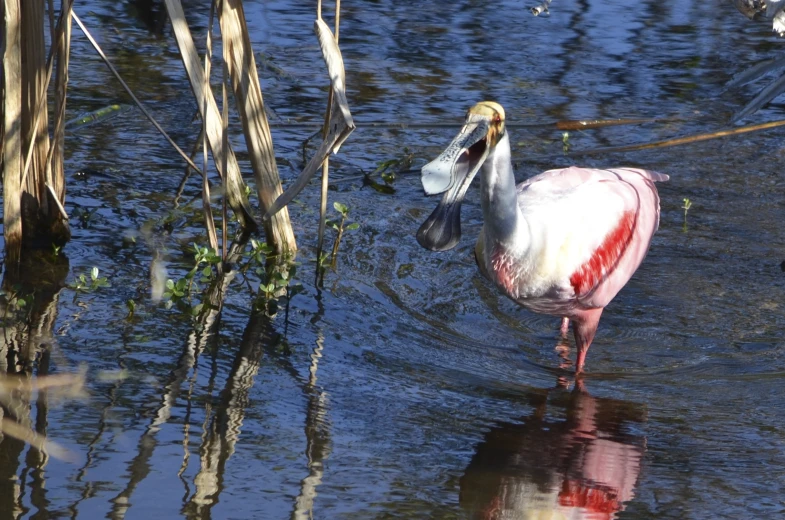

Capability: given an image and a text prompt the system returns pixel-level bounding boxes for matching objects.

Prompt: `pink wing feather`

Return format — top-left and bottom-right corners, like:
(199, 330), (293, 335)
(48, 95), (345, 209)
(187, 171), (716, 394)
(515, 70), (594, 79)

(519, 167), (668, 310)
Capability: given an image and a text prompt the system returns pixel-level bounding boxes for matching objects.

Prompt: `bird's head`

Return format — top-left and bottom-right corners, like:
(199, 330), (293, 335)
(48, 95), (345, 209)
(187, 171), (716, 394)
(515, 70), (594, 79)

(420, 101), (506, 197)
(416, 101), (507, 251)
(467, 101), (506, 148)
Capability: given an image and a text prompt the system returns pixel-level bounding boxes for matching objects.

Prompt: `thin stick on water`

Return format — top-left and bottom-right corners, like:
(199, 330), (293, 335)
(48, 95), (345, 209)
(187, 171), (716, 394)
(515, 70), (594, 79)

(174, 122), (204, 207)
(71, 11), (204, 176)
(563, 117), (785, 158)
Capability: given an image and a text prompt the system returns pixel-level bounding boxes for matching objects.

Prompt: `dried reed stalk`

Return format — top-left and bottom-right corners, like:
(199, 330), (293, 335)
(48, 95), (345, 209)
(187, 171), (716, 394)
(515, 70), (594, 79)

(163, 0), (260, 235)
(263, 19), (355, 220)
(49, 0), (74, 229)
(20, 0), (52, 249)
(201, 0), (219, 254)
(316, 2), (342, 279)
(3, 0), (24, 265)
(219, 0), (297, 254)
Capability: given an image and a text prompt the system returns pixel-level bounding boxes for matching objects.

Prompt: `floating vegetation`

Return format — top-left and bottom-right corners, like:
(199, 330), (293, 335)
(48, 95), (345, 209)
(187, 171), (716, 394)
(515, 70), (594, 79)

(68, 267), (111, 297)
(364, 147), (414, 194)
(64, 103), (132, 132)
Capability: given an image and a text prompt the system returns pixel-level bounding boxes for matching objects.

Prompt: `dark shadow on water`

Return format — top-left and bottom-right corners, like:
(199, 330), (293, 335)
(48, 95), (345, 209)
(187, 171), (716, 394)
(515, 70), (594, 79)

(460, 379), (646, 520)
(0, 252), (70, 519)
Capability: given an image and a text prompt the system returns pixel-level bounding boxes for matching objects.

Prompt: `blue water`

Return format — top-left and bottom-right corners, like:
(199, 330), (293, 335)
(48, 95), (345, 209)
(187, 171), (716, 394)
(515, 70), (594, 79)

(1, 0), (785, 518)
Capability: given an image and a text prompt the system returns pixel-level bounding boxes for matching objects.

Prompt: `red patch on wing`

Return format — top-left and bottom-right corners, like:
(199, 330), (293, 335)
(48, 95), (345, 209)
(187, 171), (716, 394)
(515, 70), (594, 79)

(569, 210), (636, 297)
(559, 479), (621, 516)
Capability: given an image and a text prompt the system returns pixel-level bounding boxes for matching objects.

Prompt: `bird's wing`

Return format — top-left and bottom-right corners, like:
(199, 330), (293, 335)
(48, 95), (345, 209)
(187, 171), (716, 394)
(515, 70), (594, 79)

(518, 167), (667, 309)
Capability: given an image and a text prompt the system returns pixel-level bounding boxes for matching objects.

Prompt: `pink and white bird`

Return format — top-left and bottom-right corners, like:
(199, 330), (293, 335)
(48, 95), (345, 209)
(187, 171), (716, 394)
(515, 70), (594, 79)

(417, 101), (667, 373)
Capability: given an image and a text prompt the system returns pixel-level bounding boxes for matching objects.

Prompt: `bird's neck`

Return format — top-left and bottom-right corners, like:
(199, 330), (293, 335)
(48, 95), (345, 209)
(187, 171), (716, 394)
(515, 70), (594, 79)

(480, 132), (524, 246)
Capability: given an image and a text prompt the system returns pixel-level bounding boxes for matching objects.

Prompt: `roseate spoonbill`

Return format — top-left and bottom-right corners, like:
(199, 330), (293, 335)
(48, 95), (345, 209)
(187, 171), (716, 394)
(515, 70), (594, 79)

(460, 381), (645, 519)
(417, 101), (667, 373)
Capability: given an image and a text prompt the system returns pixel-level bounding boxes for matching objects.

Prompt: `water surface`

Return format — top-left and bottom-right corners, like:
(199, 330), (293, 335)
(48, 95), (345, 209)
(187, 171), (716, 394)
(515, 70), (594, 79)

(2, 0), (785, 518)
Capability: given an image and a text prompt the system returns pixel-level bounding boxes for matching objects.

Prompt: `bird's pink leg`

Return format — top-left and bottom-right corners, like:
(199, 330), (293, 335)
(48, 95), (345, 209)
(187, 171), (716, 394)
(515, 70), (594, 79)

(572, 308), (603, 373)
(559, 317), (570, 337)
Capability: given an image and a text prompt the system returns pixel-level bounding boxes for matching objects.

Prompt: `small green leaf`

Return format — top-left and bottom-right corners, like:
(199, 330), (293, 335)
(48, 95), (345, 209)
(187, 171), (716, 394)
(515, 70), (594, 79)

(333, 201), (348, 215)
(346, 222), (360, 231)
(91, 267), (99, 280)
(166, 279), (175, 290)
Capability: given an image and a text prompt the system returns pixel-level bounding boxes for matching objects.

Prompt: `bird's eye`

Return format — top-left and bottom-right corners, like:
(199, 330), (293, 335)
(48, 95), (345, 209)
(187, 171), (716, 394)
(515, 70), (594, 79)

(493, 114), (501, 123)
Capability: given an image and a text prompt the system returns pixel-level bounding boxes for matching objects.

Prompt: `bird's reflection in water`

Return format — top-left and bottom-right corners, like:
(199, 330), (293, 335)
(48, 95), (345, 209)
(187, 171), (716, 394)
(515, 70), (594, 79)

(460, 379), (646, 520)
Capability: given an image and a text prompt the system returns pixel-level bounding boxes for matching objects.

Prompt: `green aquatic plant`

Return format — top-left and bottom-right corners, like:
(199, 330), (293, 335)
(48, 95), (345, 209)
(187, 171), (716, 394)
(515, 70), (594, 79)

(241, 239), (302, 313)
(0, 286), (36, 326)
(68, 267), (110, 293)
(125, 299), (136, 319)
(323, 201), (360, 270)
(162, 243), (221, 309)
(72, 206), (99, 229)
(682, 197), (693, 232)
(562, 131), (570, 154)
(365, 148), (414, 194)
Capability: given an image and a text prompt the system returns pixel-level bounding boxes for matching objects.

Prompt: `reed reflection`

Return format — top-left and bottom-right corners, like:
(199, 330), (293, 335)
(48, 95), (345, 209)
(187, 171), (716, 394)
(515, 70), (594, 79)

(461, 379), (646, 520)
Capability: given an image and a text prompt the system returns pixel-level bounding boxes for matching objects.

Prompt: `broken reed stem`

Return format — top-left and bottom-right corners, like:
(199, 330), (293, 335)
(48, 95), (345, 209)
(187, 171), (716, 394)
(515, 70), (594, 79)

(222, 54), (229, 263)
(71, 11), (204, 176)
(315, 0), (341, 283)
(202, 0), (219, 255)
(219, 0), (294, 251)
